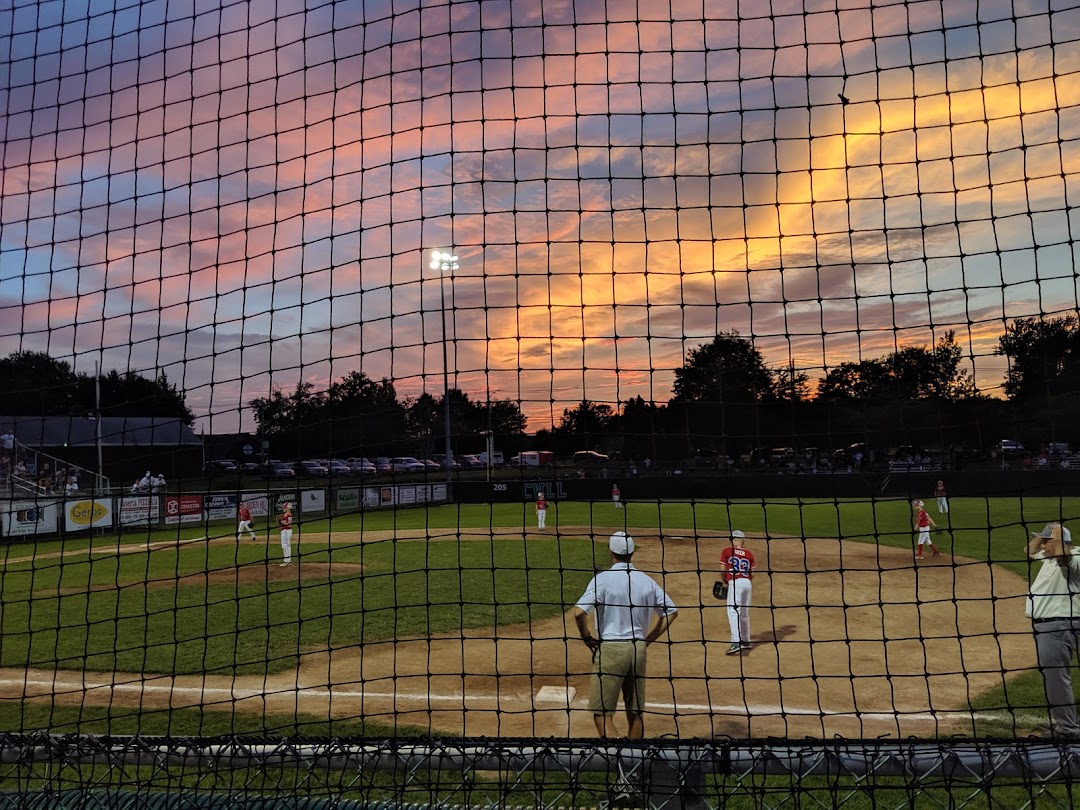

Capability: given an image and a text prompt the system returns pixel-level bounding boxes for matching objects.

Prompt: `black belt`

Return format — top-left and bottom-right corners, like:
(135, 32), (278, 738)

(1033, 617), (1080, 625)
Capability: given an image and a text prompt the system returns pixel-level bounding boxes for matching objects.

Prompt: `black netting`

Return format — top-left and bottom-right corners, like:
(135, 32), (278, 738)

(2, 0), (1080, 803)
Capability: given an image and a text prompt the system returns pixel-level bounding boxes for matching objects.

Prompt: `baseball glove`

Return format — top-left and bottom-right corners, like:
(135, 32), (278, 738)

(713, 580), (729, 600)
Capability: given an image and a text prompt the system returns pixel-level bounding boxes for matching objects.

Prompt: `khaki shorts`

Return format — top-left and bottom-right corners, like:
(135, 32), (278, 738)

(589, 640), (647, 715)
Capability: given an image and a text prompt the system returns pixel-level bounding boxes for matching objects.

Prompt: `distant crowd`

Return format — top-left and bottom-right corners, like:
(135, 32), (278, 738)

(1, 432), (82, 496)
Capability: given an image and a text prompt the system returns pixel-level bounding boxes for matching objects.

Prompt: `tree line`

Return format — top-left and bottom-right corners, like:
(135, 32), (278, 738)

(0, 352), (193, 424)
(5, 313), (1080, 461)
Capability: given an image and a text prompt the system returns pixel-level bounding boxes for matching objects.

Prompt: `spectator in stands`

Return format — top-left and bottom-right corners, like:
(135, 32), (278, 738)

(151, 473), (166, 493)
(64, 477), (79, 498)
(131, 471), (152, 493)
(853, 450), (863, 471)
(14, 459), (26, 477)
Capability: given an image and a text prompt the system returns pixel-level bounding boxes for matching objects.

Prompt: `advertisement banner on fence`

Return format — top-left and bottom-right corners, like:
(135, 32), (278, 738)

(302, 489), (325, 513)
(205, 494), (237, 522)
(240, 494), (270, 517)
(363, 488), (380, 508)
(2, 499), (59, 537)
(431, 483), (448, 502)
(379, 486), (395, 506)
(118, 496), (159, 526)
(164, 495), (203, 525)
(415, 485), (430, 503)
(337, 488), (359, 511)
(397, 485), (416, 505)
(273, 492), (297, 514)
(65, 498), (112, 531)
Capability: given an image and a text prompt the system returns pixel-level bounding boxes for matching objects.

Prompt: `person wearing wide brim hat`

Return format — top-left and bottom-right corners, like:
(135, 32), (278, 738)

(1026, 522), (1080, 737)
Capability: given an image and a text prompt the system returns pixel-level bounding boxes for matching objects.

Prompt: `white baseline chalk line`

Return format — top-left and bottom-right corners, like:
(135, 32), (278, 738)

(0, 678), (1038, 724)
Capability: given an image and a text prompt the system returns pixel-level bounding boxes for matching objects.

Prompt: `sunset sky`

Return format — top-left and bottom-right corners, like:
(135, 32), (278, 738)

(1, 0), (1078, 432)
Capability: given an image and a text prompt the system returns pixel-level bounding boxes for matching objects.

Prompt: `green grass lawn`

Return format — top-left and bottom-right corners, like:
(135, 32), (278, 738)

(1, 495), (1077, 736)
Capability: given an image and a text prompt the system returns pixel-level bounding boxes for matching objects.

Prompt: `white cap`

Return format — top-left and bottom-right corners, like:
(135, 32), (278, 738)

(608, 531), (635, 555)
(731, 530), (745, 539)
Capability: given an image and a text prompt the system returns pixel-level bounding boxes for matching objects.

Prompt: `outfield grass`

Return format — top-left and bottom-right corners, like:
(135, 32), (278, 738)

(1, 495), (1077, 735)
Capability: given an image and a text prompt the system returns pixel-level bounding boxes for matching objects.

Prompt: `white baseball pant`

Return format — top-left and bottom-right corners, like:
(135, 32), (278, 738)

(537, 509), (546, 529)
(727, 578), (752, 645)
(238, 520), (255, 540)
(280, 529), (293, 563)
(936, 496), (948, 513)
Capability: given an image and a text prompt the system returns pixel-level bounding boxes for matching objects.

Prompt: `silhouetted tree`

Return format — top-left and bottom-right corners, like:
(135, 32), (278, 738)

(816, 332), (973, 402)
(773, 365), (812, 402)
(0, 351), (79, 415)
(0, 351), (193, 422)
(997, 316), (1080, 399)
(671, 331), (774, 403)
(93, 370), (195, 423)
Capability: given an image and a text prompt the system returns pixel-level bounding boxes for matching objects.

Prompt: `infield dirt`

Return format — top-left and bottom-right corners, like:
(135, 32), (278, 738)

(3, 527), (1033, 739)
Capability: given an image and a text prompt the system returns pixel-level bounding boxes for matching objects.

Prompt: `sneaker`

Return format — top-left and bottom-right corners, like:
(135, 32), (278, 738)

(915, 555), (924, 562)
(279, 562), (291, 567)
(725, 644), (742, 655)
(741, 642), (753, 651)
(932, 551), (941, 557)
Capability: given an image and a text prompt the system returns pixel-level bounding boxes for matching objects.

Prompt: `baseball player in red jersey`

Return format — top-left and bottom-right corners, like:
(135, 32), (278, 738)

(913, 499), (940, 560)
(934, 480), (948, 514)
(720, 530), (755, 654)
(611, 483), (622, 509)
(237, 501), (256, 541)
(535, 492), (548, 529)
(278, 503), (294, 566)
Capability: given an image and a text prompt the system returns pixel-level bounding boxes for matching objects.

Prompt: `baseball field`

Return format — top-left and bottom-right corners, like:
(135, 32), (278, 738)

(0, 496), (1072, 739)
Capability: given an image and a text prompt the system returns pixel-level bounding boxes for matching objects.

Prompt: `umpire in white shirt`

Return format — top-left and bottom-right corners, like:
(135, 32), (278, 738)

(572, 531), (678, 738)
(1027, 522), (1080, 737)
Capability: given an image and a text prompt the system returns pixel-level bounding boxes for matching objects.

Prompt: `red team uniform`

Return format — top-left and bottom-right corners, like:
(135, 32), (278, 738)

(535, 495), (548, 529)
(237, 503), (256, 541)
(914, 503), (940, 559)
(278, 508), (293, 566)
(720, 541), (755, 653)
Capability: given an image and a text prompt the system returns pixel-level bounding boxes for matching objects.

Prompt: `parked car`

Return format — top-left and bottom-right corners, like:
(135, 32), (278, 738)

(346, 457), (377, 474)
(510, 451), (555, 467)
(422, 459), (442, 471)
(573, 450), (610, 465)
(997, 439), (1026, 456)
(264, 462), (296, 478)
(204, 459), (238, 474)
(295, 460), (329, 477)
(373, 457), (393, 473)
(431, 453), (461, 469)
(390, 456), (426, 472)
(325, 459), (352, 477)
(457, 454), (484, 469)
(239, 462), (260, 473)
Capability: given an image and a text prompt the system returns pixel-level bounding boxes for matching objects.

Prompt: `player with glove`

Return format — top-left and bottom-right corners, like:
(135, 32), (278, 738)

(718, 529), (755, 654)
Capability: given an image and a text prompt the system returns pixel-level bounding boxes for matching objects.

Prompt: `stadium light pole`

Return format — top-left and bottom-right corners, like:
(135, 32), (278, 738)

(430, 250), (459, 486)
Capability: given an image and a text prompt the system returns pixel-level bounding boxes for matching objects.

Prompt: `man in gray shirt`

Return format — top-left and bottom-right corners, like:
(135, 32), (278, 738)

(1026, 522), (1080, 737)
(572, 532), (678, 739)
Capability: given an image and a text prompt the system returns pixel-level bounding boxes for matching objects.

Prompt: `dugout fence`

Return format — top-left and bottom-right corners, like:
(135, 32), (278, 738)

(4, 736), (1080, 808)
(3, 0), (1080, 805)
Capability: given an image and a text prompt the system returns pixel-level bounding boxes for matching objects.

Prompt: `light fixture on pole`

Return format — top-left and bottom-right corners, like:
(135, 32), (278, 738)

(430, 250), (459, 485)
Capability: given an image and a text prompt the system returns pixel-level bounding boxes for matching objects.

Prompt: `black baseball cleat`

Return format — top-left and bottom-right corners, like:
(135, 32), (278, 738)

(726, 644), (742, 655)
